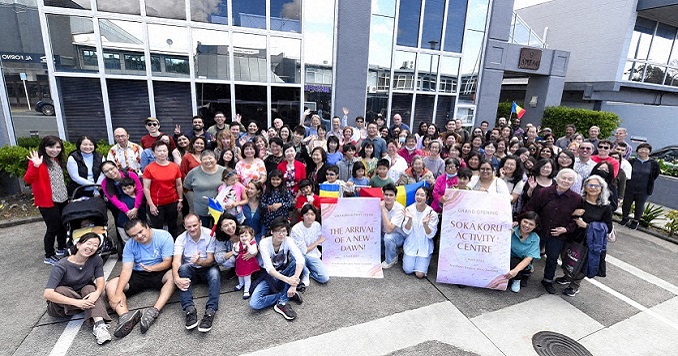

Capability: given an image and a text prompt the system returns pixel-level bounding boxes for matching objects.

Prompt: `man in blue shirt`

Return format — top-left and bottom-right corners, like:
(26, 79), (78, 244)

(361, 122), (388, 158)
(172, 214), (220, 333)
(105, 219), (175, 338)
(389, 113), (410, 136)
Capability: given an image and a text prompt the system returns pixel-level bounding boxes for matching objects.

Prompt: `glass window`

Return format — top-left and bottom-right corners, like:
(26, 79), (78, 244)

(47, 14), (98, 72)
(271, 0), (302, 33)
(665, 68), (678, 87)
(439, 56), (460, 93)
(232, 33), (267, 82)
(303, 0), (335, 67)
(165, 57), (190, 74)
(145, 0), (186, 20)
(435, 95), (455, 127)
(97, 0), (140, 15)
(392, 51), (416, 90)
(648, 23), (676, 65)
(124, 54), (146, 71)
(270, 37), (301, 83)
(372, 0), (395, 17)
(512, 18), (530, 46)
(193, 28), (230, 80)
(232, 0), (266, 30)
(148, 24), (190, 77)
(305, 83), (332, 123)
(421, 0), (444, 50)
(413, 94), (435, 130)
(390, 93), (413, 127)
(151, 55), (162, 72)
(191, 0), (228, 24)
(623, 61), (643, 81)
(103, 52), (121, 69)
(396, 0), (421, 47)
(195, 83), (232, 123)
(642, 64), (666, 84)
(465, 0), (488, 32)
(45, 0), (91, 10)
(234, 84), (267, 127)
(628, 17), (655, 60)
(57, 77), (105, 141)
(416, 53), (438, 91)
(99, 20), (144, 74)
(455, 105), (474, 125)
(272, 86), (301, 127)
(107, 79), (150, 140)
(369, 15), (394, 69)
(459, 29), (483, 103)
(443, 0), (468, 53)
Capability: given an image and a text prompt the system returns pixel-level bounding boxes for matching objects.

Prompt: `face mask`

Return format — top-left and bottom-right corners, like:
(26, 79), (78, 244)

(399, 137), (406, 143)
(593, 170), (609, 179)
(446, 173), (457, 179)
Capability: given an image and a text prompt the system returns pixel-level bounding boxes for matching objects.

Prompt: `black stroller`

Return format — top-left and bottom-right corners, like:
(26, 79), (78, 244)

(61, 185), (116, 259)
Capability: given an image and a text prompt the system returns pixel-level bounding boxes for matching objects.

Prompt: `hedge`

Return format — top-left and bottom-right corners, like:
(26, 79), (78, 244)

(541, 106), (620, 139)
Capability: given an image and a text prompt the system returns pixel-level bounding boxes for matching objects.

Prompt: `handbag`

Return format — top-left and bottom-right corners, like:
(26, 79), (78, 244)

(562, 241), (588, 279)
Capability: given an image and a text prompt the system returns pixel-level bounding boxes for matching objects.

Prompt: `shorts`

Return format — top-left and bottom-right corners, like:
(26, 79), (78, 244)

(126, 270), (168, 296)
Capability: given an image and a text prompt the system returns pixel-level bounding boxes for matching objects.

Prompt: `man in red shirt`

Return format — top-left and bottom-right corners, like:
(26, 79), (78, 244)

(140, 117), (176, 150)
(590, 139), (619, 178)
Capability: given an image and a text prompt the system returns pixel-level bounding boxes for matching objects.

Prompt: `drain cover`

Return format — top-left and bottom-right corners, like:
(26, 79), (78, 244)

(532, 331), (592, 356)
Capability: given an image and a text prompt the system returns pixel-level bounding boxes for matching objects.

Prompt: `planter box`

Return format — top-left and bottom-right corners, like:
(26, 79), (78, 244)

(647, 175), (678, 210)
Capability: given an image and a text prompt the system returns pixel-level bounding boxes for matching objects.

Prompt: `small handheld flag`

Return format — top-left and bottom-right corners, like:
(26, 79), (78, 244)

(511, 101), (526, 119)
(208, 197), (224, 236)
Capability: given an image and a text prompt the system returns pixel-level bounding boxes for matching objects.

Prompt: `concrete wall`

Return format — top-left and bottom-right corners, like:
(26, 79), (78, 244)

(600, 101), (678, 149)
(332, 0), (371, 125)
(516, 0), (638, 83)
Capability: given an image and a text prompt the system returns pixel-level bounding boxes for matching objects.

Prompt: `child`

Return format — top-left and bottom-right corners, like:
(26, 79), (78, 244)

(457, 167), (472, 190)
(359, 142), (377, 178)
(115, 177), (147, 244)
(290, 205), (329, 290)
(322, 165), (350, 197)
(296, 179), (321, 212)
(234, 226), (260, 299)
(215, 170), (248, 223)
(369, 159), (395, 188)
(348, 161), (370, 196)
(326, 136), (343, 166)
(261, 169), (294, 231)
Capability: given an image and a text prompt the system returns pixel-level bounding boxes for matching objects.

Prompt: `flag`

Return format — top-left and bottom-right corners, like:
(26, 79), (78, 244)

(396, 181), (429, 207)
(208, 197), (223, 235)
(319, 183), (341, 204)
(511, 101), (526, 119)
(359, 187), (384, 200)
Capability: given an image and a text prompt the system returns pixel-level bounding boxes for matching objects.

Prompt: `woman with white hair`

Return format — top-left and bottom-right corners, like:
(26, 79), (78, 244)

(555, 175), (612, 297)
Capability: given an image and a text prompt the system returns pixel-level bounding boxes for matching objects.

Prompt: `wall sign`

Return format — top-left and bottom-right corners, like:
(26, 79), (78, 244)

(518, 48), (542, 70)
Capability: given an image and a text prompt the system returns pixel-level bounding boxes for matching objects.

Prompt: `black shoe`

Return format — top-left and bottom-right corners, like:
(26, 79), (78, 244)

(520, 278), (528, 287)
(296, 283), (307, 293)
(563, 287), (580, 297)
(139, 307), (159, 334)
(628, 220), (639, 230)
(289, 292), (303, 305)
(555, 276), (570, 285)
(541, 280), (556, 294)
(198, 309), (215, 333)
(619, 218), (630, 226)
(185, 306), (198, 330)
(113, 310), (141, 339)
(274, 303), (297, 321)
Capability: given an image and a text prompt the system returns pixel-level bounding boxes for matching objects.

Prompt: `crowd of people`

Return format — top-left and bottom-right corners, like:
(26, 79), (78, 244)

(27, 110), (661, 345)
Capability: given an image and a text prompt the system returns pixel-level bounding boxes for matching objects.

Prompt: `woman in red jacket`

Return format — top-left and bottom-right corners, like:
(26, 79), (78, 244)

(24, 135), (69, 265)
(277, 143), (306, 195)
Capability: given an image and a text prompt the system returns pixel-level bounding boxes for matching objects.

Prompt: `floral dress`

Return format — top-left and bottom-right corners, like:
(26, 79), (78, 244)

(235, 158), (267, 185)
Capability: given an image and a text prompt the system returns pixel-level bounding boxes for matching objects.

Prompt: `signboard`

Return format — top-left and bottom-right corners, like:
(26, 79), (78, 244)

(518, 48), (542, 70)
(436, 189), (513, 290)
(0, 52), (44, 63)
(321, 198), (383, 278)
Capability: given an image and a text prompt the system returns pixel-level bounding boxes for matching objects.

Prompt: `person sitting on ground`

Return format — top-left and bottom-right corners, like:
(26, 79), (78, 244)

(214, 213), (240, 274)
(506, 212), (541, 293)
(44, 233), (112, 345)
(105, 219), (175, 338)
(172, 214), (220, 333)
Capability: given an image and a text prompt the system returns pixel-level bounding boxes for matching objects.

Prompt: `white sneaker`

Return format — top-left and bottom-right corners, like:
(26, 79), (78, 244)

(381, 259), (397, 269)
(93, 323), (112, 345)
(510, 280), (521, 293)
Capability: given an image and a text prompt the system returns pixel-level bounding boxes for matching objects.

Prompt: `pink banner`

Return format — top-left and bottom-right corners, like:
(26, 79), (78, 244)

(436, 190), (513, 290)
(321, 198), (383, 278)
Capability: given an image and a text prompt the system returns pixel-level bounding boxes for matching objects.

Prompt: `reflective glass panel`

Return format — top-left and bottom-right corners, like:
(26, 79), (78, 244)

(642, 64), (666, 84)
(435, 95), (455, 127)
(232, 33), (267, 82)
(455, 106), (474, 126)
(438, 56), (460, 93)
(46, 14), (98, 72)
(648, 23), (676, 65)
(664, 68), (678, 87)
(466, 0), (488, 32)
(272, 86), (301, 127)
(413, 94), (435, 129)
(303, 0), (335, 66)
(305, 85), (332, 122)
(416, 53), (438, 92)
(193, 28), (230, 80)
(234, 84), (267, 127)
(196, 83), (232, 124)
(271, 0), (301, 33)
(45, 0), (90, 9)
(443, 0), (468, 52)
(99, 20), (145, 74)
(392, 51), (416, 90)
(372, 0), (395, 17)
(232, 0), (266, 30)
(421, 0), (444, 50)
(270, 37), (301, 83)
(390, 93), (413, 127)
(191, 0), (228, 24)
(396, 0), (421, 47)
(145, 0), (186, 20)
(368, 15), (394, 69)
(97, 0), (140, 15)
(148, 24), (190, 77)
(623, 60), (643, 81)
(459, 29), (483, 103)
(628, 17), (655, 60)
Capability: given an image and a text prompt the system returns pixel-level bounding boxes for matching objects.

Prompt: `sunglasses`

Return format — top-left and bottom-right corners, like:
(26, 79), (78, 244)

(146, 122), (159, 127)
(579, 147), (592, 150)
(598, 146), (610, 149)
(586, 183), (601, 189)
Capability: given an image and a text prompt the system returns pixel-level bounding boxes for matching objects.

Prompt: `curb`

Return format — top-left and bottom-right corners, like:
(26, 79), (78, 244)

(0, 216), (42, 228)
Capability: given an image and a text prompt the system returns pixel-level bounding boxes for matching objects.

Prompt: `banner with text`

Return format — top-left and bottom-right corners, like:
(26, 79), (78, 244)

(436, 189), (512, 290)
(321, 198), (383, 278)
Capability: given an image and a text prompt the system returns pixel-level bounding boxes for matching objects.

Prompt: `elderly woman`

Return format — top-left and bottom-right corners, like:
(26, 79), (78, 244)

(67, 135), (104, 198)
(142, 140), (183, 237)
(397, 155), (434, 186)
(555, 175), (612, 297)
(184, 151), (225, 227)
(402, 186), (439, 278)
(235, 141), (267, 186)
(620, 143), (660, 230)
(43, 233), (112, 344)
(469, 160), (509, 193)
(432, 158), (461, 213)
(385, 139), (408, 183)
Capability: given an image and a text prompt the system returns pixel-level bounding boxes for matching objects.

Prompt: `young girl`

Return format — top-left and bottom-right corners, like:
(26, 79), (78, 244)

(215, 170), (248, 223)
(326, 136), (343, 166)
(233, 226), (260, 299)
(116, 177), (147, 245)
(360, 142), (377, 178)
(218, 148), (237, 169)
(261, 169), (294, 231)
(506, 211), (541, 293)
(348, 161), (369, 196)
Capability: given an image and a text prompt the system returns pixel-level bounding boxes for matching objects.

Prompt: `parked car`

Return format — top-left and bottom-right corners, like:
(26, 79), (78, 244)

(650, 145), (678, 162)
(35, 99), (55, 116)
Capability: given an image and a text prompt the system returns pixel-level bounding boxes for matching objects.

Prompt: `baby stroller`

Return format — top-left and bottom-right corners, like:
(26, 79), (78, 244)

(61, 184), (116, 259)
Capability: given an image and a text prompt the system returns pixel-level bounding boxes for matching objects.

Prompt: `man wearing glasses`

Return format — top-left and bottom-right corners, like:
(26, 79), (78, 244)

(591, 139), (620, 178)
(107, 127), (142, 174)
(573, 141), (596, 183)
(140, 117), (176, 151)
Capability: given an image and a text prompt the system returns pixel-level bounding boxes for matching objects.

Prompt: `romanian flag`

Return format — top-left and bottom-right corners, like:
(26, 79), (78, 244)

(396, 181), (429, 207)
(208, 197), (223, 236)
(511, 101), (526, 119)
(319, 183), (340, 204)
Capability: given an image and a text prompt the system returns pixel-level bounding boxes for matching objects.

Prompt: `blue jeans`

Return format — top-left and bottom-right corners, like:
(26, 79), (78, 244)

(543, 236), (566, 282)
(402, 254), (432, 275)
(178, 264), (221, 311)
(383, 231), (406, 264)
(301, 255), (329, 285)
(249, 258), (299, 310)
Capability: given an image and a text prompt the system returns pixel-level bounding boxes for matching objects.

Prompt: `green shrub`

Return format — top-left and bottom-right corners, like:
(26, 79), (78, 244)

(657, 159), (678, 177)
(0, 145), (30, 178)
(16, 136), (42, 149)
(640, 203), (664, 227)
(541, 106), (620, 139)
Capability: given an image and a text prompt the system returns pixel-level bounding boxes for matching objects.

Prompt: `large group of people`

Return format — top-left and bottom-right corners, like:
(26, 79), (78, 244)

(28, 111), (661, 345)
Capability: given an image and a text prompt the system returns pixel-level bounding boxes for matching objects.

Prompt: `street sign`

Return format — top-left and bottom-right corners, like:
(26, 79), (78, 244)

(20, 72), (27, 81)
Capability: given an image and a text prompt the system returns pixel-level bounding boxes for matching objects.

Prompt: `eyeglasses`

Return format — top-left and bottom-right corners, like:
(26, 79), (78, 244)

(146, 122), (159, 127)
(326, 172), (337, 176)
(598, 146), (610, 150)
(272, 229), (287, 235)
(114, 135), (128, 138)
(586, 183), (601, 189)
(356, 120), (364, 123)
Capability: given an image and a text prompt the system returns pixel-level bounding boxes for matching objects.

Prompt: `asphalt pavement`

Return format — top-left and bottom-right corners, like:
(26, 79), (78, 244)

(3, 219), (678, 356)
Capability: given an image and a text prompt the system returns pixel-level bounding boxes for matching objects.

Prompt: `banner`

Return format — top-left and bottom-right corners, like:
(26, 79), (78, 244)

(436, 189), (513, 290)
(321, 198), (383, 278)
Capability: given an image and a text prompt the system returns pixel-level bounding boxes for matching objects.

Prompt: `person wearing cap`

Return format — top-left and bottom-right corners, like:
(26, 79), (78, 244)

(174, 115), (216, 150)
(140, 117), (176, 150)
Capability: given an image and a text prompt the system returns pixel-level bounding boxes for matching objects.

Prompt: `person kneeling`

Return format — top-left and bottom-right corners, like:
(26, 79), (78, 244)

(402, 186), (439, 278)
(506, 212), (541, 293)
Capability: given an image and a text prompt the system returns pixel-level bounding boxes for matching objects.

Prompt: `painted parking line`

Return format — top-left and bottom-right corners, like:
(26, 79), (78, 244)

(48, 255), (117, 356)
(605, 254), (678, 295)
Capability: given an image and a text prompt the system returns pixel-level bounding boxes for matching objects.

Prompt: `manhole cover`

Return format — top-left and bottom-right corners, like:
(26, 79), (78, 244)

(532, 331), (592, 356)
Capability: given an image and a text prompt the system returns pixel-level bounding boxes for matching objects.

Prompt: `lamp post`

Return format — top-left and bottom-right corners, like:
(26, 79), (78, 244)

(427, 40), (438, 91)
